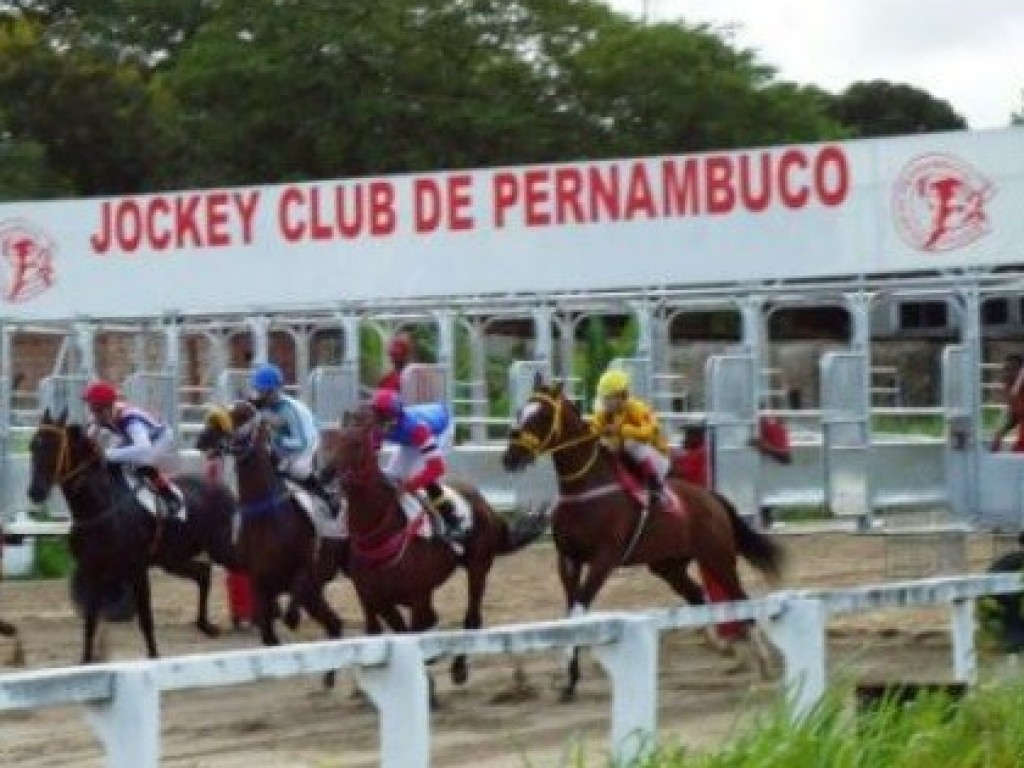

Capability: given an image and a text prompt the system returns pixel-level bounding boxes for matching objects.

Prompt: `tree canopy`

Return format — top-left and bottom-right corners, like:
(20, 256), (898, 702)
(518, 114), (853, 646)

(0, 1), (987, 201)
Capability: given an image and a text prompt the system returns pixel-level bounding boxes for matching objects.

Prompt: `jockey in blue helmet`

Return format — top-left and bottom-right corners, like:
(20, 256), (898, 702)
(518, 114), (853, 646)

(248, 363), (335, 512)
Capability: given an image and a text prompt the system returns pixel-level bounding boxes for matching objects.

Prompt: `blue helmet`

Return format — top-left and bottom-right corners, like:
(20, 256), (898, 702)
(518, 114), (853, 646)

(250, 363), (284, 393)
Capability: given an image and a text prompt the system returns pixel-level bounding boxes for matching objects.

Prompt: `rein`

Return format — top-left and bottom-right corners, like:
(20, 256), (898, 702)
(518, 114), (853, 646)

(509, 392), (601, 484)
(35, 424), (99, 488)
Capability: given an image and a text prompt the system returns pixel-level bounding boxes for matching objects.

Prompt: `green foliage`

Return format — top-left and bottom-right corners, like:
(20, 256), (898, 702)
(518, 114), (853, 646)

(828, 79), (968, 137)
(30, 536), (73, 579)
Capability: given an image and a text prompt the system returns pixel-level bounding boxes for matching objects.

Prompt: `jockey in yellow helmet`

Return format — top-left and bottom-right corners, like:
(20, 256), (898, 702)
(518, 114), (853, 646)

(591, 368), (670, 506)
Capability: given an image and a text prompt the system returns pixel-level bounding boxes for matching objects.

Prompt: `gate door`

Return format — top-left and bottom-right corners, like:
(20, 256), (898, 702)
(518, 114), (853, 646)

(706, 354), (757, 518)
(820, 351), (870, 524)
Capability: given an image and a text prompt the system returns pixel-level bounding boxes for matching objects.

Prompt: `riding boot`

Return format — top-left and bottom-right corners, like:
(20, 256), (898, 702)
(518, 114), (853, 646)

(301, 474), (341, 518)
(155, 478), (182, 518)
(427, 485), (464, 541)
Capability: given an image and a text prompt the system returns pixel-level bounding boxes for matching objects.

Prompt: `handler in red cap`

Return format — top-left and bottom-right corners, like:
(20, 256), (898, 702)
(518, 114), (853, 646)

(378, 332), (415, 392)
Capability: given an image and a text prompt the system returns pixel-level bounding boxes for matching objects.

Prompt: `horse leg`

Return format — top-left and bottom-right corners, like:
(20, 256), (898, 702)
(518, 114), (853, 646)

(131, 572), (160, 659)
(410, 599), (441, 710)
(452, 555), (494, 687)
(649, 559), (731, 654)
(0, 619), (24, 666)
(81, 600), (100, 664)
(556, 553), (585, 703)
(558, 553), (620, 703)
(294, 571), (344, 689)
(253, 584), (282, 646)
(162, 559), (219, 638)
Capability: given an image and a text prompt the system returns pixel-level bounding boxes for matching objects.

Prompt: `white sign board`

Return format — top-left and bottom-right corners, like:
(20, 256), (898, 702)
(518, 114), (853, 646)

(0, 128), (1021, 320)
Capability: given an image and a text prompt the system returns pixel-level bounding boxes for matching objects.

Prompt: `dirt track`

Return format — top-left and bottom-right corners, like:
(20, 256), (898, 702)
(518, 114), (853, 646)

(0, 532), (1010, 767)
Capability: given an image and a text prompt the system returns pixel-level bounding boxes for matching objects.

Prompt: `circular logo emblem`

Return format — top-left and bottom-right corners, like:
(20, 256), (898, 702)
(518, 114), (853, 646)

(0, 219), (57, 303)
(892, 153), (996, 252)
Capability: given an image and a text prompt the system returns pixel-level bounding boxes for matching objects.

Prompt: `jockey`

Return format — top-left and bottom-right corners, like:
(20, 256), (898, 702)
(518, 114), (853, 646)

(378, 332), (414, 392)
(83, 379), (181, 516)
(591, 368), (670, 506)
(369, 388), (464, 541)
(248, 363), (336, 512)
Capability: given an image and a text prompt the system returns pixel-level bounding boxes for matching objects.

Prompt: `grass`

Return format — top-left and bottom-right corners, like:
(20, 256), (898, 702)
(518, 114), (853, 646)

(27, 536), (73, 579)
(565, 680), (1024, 767)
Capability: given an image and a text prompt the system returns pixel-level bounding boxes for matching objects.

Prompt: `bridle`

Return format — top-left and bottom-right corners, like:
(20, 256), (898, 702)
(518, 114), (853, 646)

(35, 424), (99, 489)
(509, 391), (600, 484)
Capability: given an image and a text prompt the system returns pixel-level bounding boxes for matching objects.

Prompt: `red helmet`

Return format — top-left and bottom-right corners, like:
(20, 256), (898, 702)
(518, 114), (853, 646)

(83, 380), (119, 407)
(371, 388), (403, 418)
(387, 333), (412, 362)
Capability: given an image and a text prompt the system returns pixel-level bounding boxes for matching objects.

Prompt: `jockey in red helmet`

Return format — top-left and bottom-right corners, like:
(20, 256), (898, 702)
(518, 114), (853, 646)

(369, 388), (464, 542)
(82, 379), (182, 516)
(378, 332), (414, 392)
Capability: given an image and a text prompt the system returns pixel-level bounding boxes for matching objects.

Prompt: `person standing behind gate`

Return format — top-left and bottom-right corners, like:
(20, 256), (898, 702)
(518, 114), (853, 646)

(749, 411), (792, 527)
(990, 354), (1024, 453)
(378, 332), (415, 392)
(671, 423), (711, 489)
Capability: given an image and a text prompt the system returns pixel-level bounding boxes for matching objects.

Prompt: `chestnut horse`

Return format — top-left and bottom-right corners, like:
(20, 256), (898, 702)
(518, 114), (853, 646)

(26, 409), (241, 663)
(195, 401), (347, 685)
(325, 409), (548, 698)
(502, 378), (786, 700)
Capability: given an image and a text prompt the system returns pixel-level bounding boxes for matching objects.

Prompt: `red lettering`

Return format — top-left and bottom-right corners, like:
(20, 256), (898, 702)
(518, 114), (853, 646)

(554, 168), (584, 224)
(523, 170), (550, 227)
(370, 182), (395, 235)
(278, 186), (305, 242)
(147, 197), (172, 250)
(90, 201), (113, 254)
(705, 157), (735, 214)
(662, 159), (700, 216)
(414, 178), (443, 233)
(493, 173), (519, 228)
(447, 175), (474, 231)
(175, 195), (202, 248)
(205, 192), (230, 247)
(815, 145), (849, 206)
(235, 191), (260, 244)
(309, 187), (334, 241)
(778, 149), (809, 208)
(738, 153), (772, 212)
(117, 199), (143, 253)
(335, 184), (363, 239)
(624, 164), (656, 219)
(590, 166), (620, 221)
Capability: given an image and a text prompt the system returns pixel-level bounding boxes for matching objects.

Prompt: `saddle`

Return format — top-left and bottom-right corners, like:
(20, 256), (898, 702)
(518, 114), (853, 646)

(610, 457), (683, 516)
(397, 485), (473, 553)
(284, 479), (347, 540)
(118, 467), (187, 521)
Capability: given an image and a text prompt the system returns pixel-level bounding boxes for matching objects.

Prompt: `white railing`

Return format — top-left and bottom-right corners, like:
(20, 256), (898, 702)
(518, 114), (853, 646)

(0, 574), (1019, 767)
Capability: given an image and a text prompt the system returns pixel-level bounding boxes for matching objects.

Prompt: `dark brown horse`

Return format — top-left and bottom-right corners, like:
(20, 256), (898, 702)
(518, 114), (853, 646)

(325, 409), (547, 697)
(502, 377), (786, 700)
(196, 401), (347, 685)
(26, 408), (241, 663)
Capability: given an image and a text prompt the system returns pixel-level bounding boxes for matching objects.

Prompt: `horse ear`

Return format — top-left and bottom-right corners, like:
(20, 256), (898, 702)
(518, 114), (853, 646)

(533, 371), (544, 390)
(57, 407), (68, 425)
(42, 407), (52, 424)
(552, 380), (564, 397)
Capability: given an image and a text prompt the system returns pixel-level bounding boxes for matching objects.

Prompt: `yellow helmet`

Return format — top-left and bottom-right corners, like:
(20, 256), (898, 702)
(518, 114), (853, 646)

(596, 369), (630, 398)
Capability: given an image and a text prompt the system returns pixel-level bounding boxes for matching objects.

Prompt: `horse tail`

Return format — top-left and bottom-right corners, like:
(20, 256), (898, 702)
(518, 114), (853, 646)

(712, 490), (786, 583)
(495, 505), (549, 556)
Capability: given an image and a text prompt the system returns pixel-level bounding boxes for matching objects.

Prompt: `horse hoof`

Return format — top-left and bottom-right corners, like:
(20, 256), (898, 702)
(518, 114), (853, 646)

(558, 688), (576, 704)
(283, 607), (301, 632)
(451, 657), (468, 686)
(197, 621), (221, 638)
(322, 671), (336, 690)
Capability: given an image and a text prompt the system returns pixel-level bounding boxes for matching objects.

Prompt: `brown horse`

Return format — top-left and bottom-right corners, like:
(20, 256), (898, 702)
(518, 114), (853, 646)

(196, 401), (347, 686)
(501, 377), (786, 700)
(26, 408), (241, 663)
(325, 409), (548, 698)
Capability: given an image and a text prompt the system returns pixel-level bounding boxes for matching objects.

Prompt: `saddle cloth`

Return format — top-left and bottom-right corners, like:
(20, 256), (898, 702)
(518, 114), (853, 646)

(285, 482), (347, 540)
(129, 476), (188, 522)
(398, 485), (473, 540)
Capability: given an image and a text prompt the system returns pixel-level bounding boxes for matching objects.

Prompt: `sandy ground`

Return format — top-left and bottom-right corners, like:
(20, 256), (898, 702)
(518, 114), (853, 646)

(0, 531), (1015, 767)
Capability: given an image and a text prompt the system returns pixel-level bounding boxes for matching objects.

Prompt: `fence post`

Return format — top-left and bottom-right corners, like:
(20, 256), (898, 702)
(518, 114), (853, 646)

(592, 615), (658, 765)
(763, 597), (826, 720)
(951, 598), (977, 684)
(355, 637), (430, 768)
(85, 668), (160, 768)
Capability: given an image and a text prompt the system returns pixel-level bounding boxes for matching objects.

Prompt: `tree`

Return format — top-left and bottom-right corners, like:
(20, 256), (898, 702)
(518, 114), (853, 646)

(828, 80), (967, 137)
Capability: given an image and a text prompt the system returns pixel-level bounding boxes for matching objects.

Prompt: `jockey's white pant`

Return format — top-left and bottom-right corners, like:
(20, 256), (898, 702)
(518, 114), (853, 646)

(623, 439), (670, 480)
(385, 423), (455, 484)
(277, 447), (318, 482)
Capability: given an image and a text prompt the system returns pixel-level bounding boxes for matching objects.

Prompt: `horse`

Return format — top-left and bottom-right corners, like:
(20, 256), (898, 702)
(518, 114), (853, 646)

(26, 408), (241, 663)
(325, 409), (548, 701)
(501, 377), (786, 700)
(195, 401), (347, 685)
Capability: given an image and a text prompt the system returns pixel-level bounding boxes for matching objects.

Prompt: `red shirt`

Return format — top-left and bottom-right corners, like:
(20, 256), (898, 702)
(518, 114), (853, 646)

(673, 445), (709, 488)
(758, 416), (791, 460)
(378, 369), (401, 392)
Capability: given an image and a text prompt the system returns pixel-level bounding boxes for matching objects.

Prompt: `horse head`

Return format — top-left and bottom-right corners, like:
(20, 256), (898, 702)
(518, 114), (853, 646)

(27, 408), (101, 503)
(503, 373), (589, 472)
(197, 400), (270, 463)
(329, 408), (385, 492)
